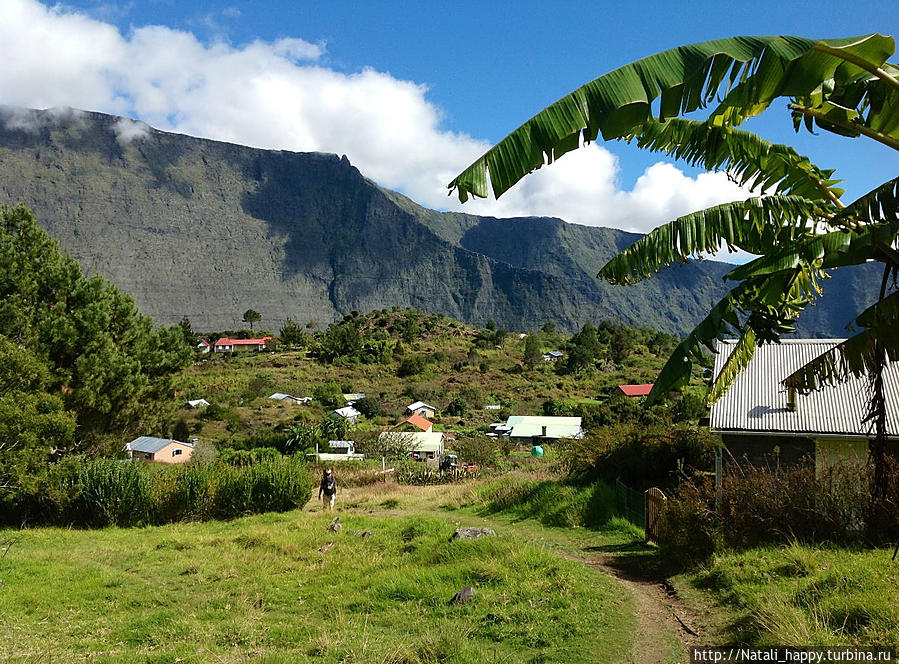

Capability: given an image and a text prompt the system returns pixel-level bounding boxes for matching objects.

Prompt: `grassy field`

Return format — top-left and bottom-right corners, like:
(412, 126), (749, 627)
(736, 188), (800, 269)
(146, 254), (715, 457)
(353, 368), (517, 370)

(0, 481), (654, 664)
(681, 544), (899, 647)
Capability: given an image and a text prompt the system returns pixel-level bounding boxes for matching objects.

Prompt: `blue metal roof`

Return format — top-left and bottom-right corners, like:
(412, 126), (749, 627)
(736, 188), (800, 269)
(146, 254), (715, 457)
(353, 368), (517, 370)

(127, 436), (192, 454)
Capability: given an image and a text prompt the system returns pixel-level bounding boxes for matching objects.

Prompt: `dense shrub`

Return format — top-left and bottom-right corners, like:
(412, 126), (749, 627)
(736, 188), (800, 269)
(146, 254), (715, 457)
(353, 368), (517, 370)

(655, 479), (718, 572)
(353, 396), (381, 418)
(655, 459), (899, 571)
(453, 434), (505, 467)
(219, 447), (280, 466)
(224, 429), (292, 454)
(445, 397), (467, 416)
(1, 456), (314, 527)
(393, 460), (478, 486)
(716, 462), (871, 548)
(397, 354), (428, 377)
(562, 423), (717, 489)
(312, 381), (343, 408)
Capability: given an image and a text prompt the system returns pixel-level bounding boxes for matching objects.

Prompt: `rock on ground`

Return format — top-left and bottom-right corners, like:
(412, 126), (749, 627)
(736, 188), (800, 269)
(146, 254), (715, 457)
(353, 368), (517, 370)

(448, 586), (476, 606)
(451, 527), (495, 541)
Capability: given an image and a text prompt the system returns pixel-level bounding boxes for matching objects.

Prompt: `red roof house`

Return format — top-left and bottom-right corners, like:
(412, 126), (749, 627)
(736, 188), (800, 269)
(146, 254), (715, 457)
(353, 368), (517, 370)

(213, 336), (272, 353)
(618, 384), (654, 398)
(392, 413), (434, 432)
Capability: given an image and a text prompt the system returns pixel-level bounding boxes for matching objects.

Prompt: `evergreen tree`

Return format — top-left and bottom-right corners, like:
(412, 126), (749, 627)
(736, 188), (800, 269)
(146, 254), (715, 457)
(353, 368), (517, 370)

(279, 318), (307, 348)
(0, 205), (192, 447)
(523, 334), (542, 369)
(242, 309), (262, 331)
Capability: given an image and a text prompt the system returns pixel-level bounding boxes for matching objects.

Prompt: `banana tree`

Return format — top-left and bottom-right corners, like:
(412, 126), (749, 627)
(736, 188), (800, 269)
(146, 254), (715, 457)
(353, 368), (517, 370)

(448, 34), (899, 502)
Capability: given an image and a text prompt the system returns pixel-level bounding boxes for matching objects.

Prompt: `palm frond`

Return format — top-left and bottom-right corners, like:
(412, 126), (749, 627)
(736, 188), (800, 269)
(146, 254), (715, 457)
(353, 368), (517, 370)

(650, 270), (816, 404)
(831, 177), (899, 227)
(598, 195), (823, 285)
(448, 34), (894, 202)
(708, 328), (756, 403)
(727, 221), (899, 282)
(784, 290), (899, 393)
(624, 118), (844, 202)
(646, 281), (751, 404)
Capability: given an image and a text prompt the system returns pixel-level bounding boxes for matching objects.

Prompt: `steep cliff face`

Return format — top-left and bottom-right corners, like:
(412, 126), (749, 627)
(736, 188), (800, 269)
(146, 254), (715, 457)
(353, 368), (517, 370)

(0, 107), (878, 334)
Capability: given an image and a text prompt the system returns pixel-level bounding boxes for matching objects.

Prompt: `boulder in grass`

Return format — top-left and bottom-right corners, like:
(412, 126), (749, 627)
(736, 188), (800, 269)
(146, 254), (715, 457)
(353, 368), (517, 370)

(450, 527), (495, 541)
(448, 586), (476, 606)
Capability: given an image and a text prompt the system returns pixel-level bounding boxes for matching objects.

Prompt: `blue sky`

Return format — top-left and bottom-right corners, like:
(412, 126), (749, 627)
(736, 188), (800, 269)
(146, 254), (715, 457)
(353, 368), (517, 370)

(1, 0), (895, 236)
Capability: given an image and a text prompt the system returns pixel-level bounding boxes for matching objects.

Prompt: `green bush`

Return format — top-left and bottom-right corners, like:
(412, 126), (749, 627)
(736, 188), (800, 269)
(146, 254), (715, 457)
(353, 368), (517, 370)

(562, 423), (717, 489)
(312, 381), (343, 408)
(2, 456), (313, 527)
(397, 354), (428, 377)
(354, 396), (381, 418)
(219, 446), (280, 466)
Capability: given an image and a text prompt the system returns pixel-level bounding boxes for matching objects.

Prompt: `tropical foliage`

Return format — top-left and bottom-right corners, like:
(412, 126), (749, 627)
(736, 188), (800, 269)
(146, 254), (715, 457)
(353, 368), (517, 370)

(449, 34), (899, 513)
(449, 34), (898, 477)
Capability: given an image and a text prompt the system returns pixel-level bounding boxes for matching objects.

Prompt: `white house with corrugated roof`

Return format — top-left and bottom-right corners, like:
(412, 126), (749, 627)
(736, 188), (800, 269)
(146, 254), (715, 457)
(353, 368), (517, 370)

(501, 416), (583, 444)
(378, 430), (445, 461)
(406, 401), (437, 419)
(710, 339), (898, 474)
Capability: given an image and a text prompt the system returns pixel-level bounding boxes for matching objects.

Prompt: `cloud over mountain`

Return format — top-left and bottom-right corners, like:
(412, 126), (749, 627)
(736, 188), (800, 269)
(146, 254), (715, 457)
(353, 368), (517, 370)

(0, 0), (751, 237)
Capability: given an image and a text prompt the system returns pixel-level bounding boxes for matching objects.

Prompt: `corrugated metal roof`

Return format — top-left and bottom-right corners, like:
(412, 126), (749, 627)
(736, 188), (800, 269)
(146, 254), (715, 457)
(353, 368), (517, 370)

(378, 431), (444, 453)
(407, 401), (436, 412)
(505, 416), (583, 439)
(710, 339), (899, 437)
(127, 436), (193, 454)
(333, 406), (361, 419)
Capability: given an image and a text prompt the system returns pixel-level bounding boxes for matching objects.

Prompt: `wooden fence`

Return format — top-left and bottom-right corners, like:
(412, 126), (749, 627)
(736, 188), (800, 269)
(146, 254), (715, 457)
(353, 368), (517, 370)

(644, 487), (667, 544)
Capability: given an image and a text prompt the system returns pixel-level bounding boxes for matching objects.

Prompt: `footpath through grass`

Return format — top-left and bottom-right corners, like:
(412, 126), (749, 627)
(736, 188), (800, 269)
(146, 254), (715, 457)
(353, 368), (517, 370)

(0, 482), (643, 664)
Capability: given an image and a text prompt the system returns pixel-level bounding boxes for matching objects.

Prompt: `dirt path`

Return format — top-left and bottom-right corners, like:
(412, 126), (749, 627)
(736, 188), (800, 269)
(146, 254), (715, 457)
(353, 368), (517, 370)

(586, 551), (710, 663)
(331, 483), (716, 663)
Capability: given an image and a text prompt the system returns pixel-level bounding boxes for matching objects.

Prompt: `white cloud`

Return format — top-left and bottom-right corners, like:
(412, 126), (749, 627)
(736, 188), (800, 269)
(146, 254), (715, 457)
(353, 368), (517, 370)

(112, 117), (150, 144)
(0, 0), (756, 257)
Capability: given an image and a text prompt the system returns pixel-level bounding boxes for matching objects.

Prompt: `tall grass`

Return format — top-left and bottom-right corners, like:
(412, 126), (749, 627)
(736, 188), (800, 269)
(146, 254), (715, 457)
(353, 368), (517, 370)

(3, 456), (314, 527)
(471, 475), (642, 536)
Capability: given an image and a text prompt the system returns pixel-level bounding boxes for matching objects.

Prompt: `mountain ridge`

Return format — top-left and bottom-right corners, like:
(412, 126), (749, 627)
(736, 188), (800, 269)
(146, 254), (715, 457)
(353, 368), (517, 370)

(0, 106), (877, 335)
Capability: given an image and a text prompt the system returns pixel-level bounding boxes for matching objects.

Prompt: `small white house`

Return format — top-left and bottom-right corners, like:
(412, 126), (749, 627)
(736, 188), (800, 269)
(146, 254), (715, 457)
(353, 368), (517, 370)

(406, 401), (437, 419)
(710, 339), (899, 475)
(332, 406), (361, 425)
(378, 431), (445, 461)
(343, 393), (366, 405)
(316, 440), (365, 462)
(501, 416), (583, 443)
(542, 351), (564, 362)
(185, 399), (210, 409)
(269, 393), (312, 404)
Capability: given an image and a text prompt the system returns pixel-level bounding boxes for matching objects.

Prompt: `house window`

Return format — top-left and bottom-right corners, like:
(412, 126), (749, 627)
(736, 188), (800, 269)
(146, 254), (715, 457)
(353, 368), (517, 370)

(173, 449), (182, 456)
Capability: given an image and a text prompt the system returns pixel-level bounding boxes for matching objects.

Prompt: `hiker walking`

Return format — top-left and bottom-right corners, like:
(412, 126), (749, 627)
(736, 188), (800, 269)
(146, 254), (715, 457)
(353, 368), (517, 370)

(319, 468), (337, 511)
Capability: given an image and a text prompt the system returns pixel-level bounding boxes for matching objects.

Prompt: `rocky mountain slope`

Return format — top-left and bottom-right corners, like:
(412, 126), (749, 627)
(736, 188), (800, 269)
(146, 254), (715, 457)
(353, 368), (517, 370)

(0, 107), (877, 334)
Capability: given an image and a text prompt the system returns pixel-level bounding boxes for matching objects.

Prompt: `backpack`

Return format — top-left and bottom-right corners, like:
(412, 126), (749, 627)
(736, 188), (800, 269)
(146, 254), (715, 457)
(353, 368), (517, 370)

(322, 476), (336, 495)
